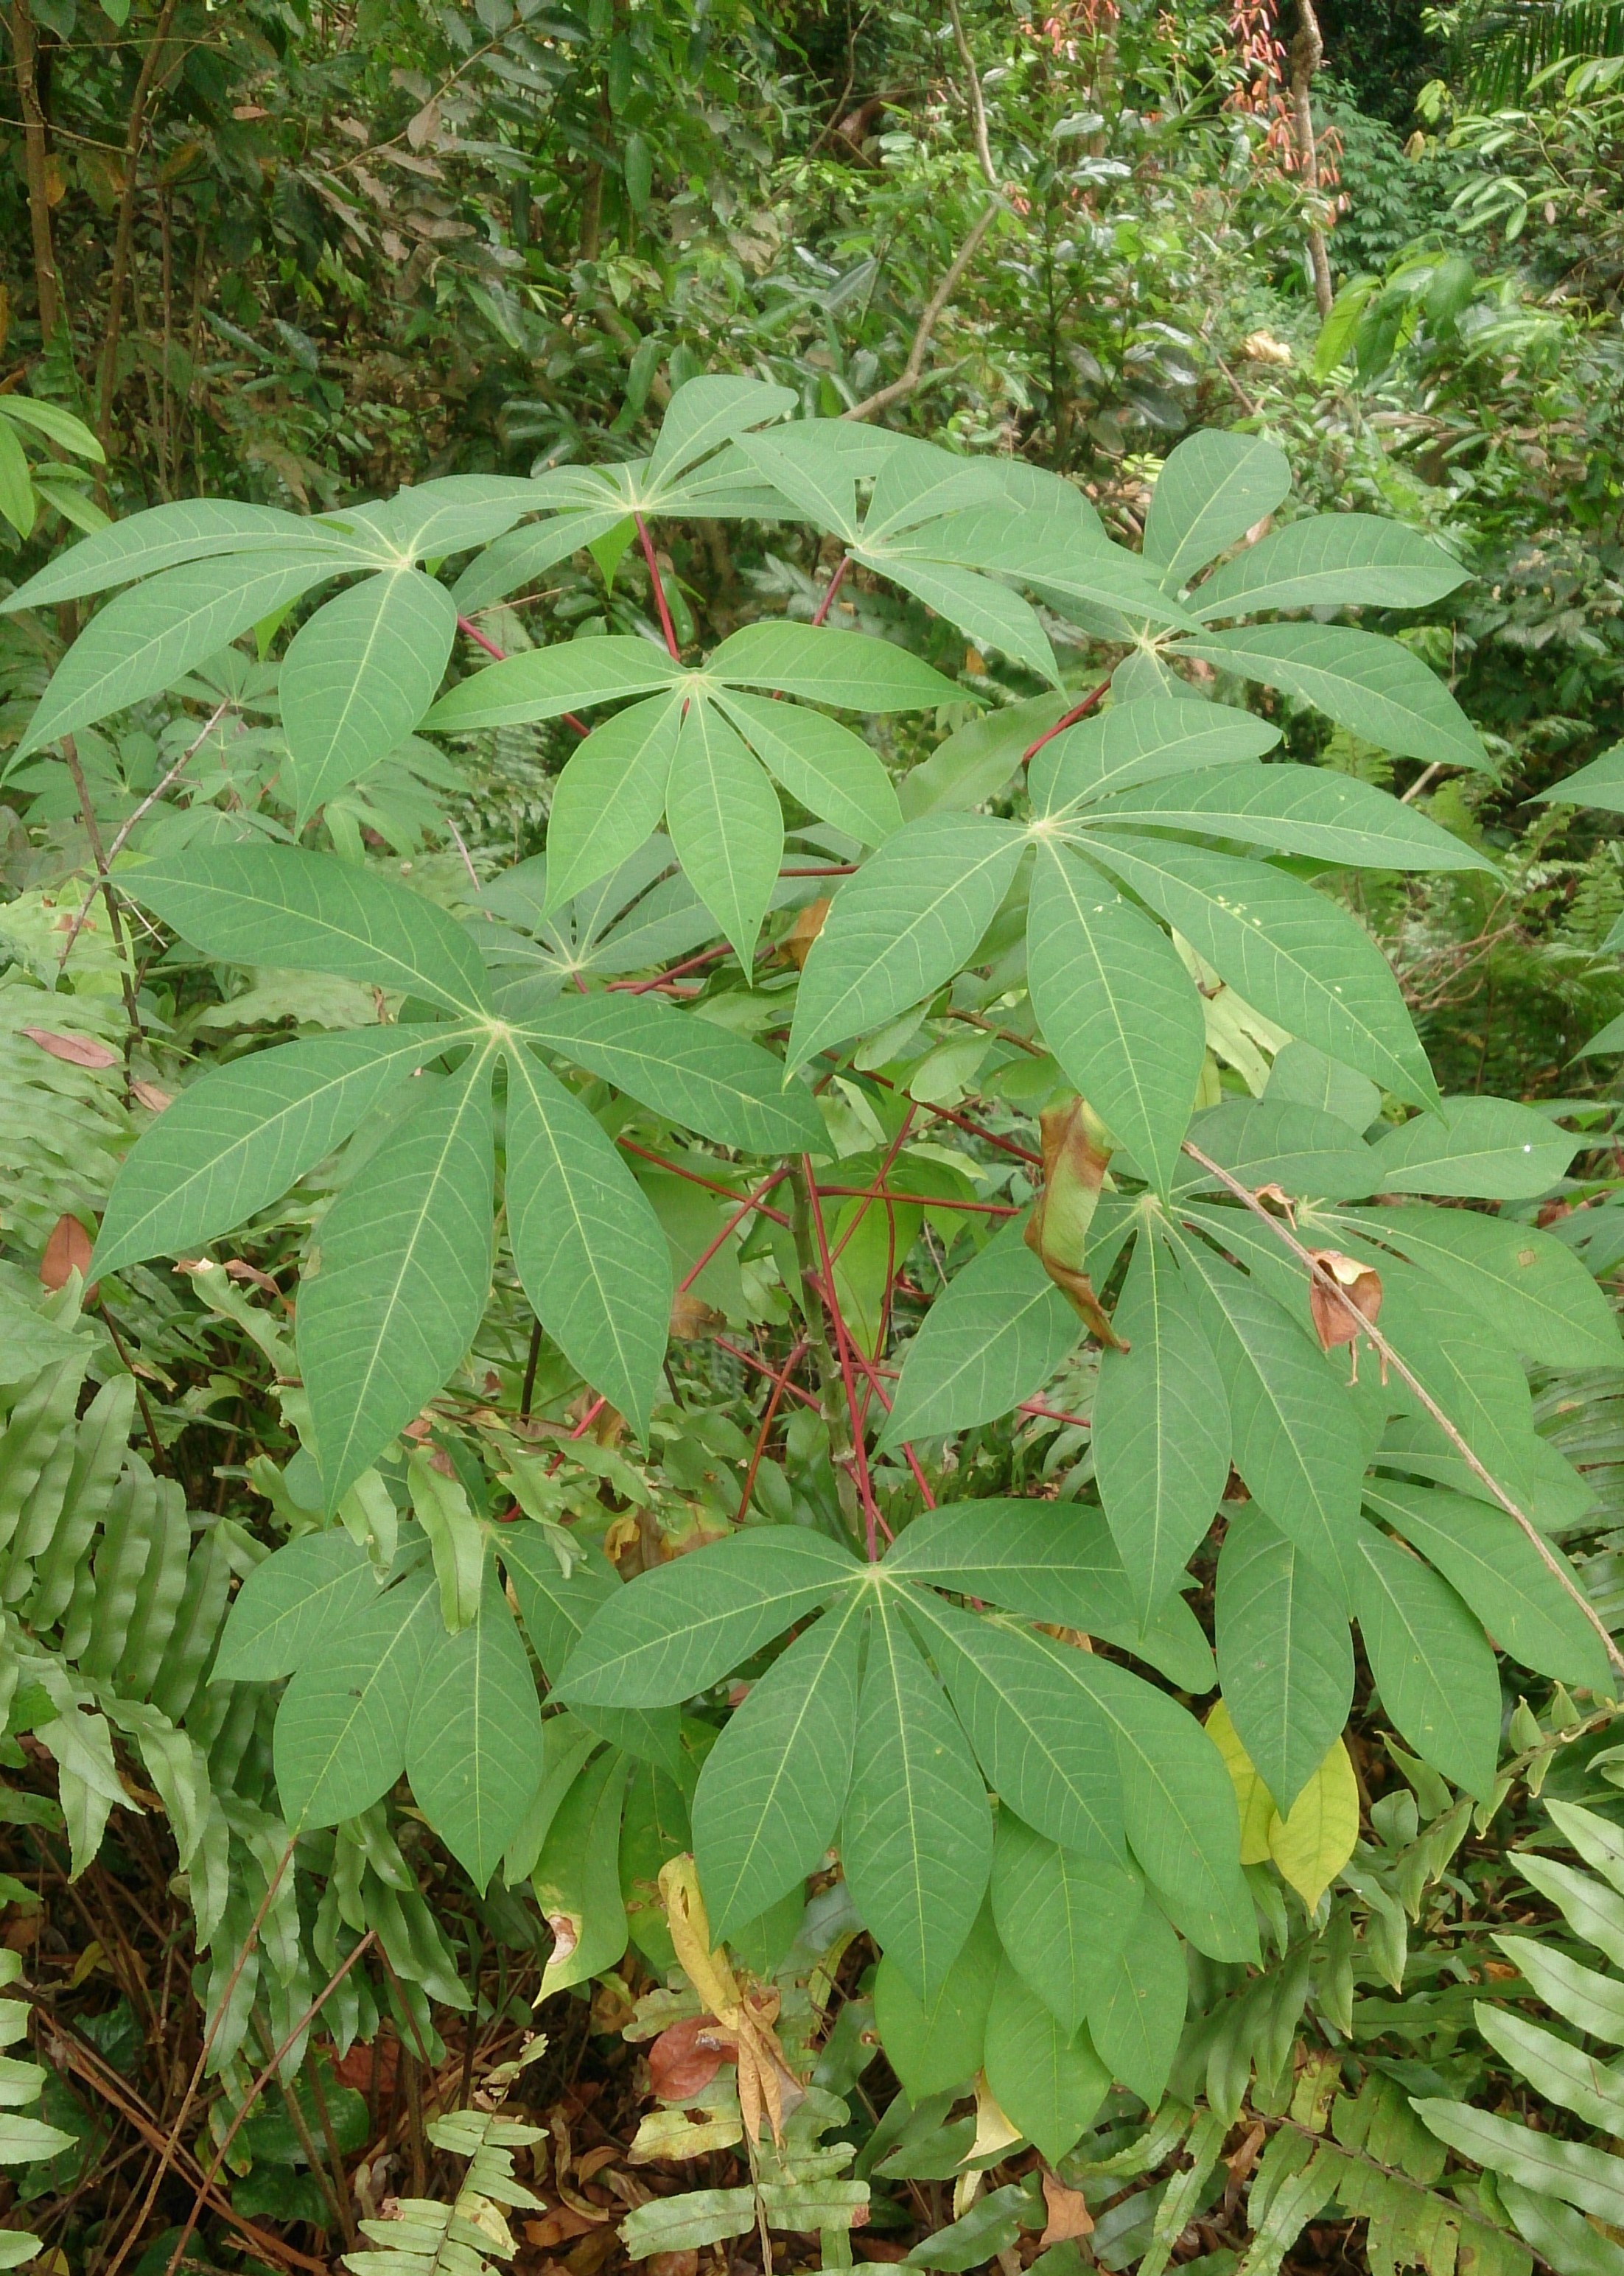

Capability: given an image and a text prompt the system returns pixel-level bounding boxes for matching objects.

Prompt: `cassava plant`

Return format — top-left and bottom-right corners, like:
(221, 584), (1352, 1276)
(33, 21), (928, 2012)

(7, 375), (1624, 2201)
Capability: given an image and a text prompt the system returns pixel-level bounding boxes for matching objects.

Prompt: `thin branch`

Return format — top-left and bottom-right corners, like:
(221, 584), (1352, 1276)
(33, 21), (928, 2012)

(635, 511), (682, 661)
(945, 0), (998, 187)
(1180, 1137), (1624, 1684)
(843, 197), (1004, 423)
(10, 0), (62, 337)
(58, 701), (231, 970)
(96, 0), (181, 463)
(61, 735), (145, 1051)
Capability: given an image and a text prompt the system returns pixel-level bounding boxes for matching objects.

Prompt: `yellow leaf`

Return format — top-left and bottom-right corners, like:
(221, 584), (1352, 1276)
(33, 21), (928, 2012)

(1267, 1737), (1359, 1911)
(1205, 1700), (1277, 1864)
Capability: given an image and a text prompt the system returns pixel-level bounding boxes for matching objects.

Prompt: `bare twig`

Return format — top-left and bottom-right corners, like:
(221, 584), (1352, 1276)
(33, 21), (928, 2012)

(1288, 0), (1334, 321)
(1180, 1137), (1624, 1684)
(945, 0), (998, 187)
(10, 0), (61, 337)
(96, 0), (182, 464)
(58, 701), (231, 971)
(843, 198), (1004, 423)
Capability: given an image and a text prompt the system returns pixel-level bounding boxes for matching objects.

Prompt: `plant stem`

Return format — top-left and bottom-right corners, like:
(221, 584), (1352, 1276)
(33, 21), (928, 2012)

(1022, 673), (1113, 763)
(62, 736), (146, 1056)
(97, 0), (182, 468)
(635, 511), (683, 660)
(10, 0), (61, 339)
(798, 1159), (883, 1555)
(810, 555), (852, 626)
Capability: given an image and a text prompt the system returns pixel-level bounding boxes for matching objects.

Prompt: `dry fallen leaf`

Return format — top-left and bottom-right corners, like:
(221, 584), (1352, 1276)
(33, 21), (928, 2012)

(780, 897), (830, 969)
(1039, 2172), (1094, 2246)
(40, 1214), (94, 1295)
(669, 1289), (725, 1340)
(24, 1027), (120, 1070)
(130, 1082), (173, 1113)
(648, 2015), (727, 2101)
(524, 2209), (601, 2249)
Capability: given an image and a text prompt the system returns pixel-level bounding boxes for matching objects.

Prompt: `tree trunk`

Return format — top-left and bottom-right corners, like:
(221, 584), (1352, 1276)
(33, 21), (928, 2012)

(1289, 0), (1334, 319)
(10, 0), (61, 339)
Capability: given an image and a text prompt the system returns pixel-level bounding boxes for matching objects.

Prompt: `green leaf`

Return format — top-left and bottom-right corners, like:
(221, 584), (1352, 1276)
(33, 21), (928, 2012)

(1499, 2178), (1624, 2276)
(1414, 2099), (1624, 2230)
(0, 419), (35, 539)
(92, 1026), (457, 1277)
(1474, 2001), (1624, 2135)
(875, 556), (1061, 687)
(214, 1528), (381, 1681)
(533, 1746), (634, 1995)
(1265, 1040), (1380, 1133)
(422, 635), (683, 732)
(707, 622), (965, 711)
(1023, 1630), (1255, 1960)
(1144, 431), (1292, 588)
(645, 375), (797, 488)
(1375, 1265), (1554, 1523)
(1532, 741), (1624, 813)
(1181, 1097), (1376, 1203)
(883, 1499), (1137, 1635)
(990, 1808), (1142, 2036)
(716, 689), (903, 846)
(0, 395), (104, 462)
(873, 1906), (1001, 2100)
(122, 844), (491, 1015)
(1091, 1233), (1230, 1614)
(298, 1048), (495, 1507)
(1365, 1099), (1577, 1199)
(498, 1525), (683, 1771)
(1029, 843), (1204, 1194)
(503, 1043), (671, 1438)
(692, 1594), (864, 1936)
(1215, 1506), (1352, 1812)
(1084, 764), (1493, 871)
(1177, 624), (1487, 771)
(1082, 833), (1438, 1108)
(1345, 1205), (1621, 1368)
(983, 1958), (1110, 2164)
(282, 570), (458, 821)
(1368, 1480), (1606, 1687)
(515, 991), (822, 1154)
(1, 499), (340, 614)
(405, 1558), (546, 1890)
(1087, 1898), (1187, 2108)
(1494, 1930), (1624, 2045)
(542, 690), (685, 909)
(664, 697), (783, 962)
(910, 1594), (1128, 1863)
(450, 506), (636, 613)
(1191, 515), (1469, 619)
(17, 552), (343, 757)
(788, 815), (1024, 1068)
(558, 1528), (863, 1707)
(841, 1590), (993, 1997)
(1031, 698), (1280, 814)
(273, 1569), (440, 1827)
(1354, 1528), (1499, 1800)
(879, 1219), (1077, 1446)
(327, 476), (539, 562)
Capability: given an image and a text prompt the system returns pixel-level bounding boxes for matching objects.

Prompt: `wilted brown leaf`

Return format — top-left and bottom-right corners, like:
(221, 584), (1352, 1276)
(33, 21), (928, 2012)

(129, 1082), (173, 1113)
(40, 1214), (94, 1294)
(525, 2207), (603, 2248)
(1306, 1249), (1382, 1358)
(24, 1027), (120, 1070)
(648, 2015), (727, 2101)
(648, 2254), (699, 2276)
(670, 1290), (724, 1340)
(1040, 2173), (1093, 2245)
(1024, 1096), (1124, 1348)
(780, 897), (830, 969)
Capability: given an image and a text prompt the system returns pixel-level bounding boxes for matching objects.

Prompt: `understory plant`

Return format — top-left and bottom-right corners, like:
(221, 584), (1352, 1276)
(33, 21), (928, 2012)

(4, 376), (1624, 2272)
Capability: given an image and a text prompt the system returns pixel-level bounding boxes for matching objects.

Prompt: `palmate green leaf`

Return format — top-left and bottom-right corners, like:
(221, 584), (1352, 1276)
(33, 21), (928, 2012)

(692, 1592), (865, 1937)
(645, 374), (797, 487)
(873, 1907), (1001, 2101)
(558, 1528), (863, 1707)
(1178, 623), (1488, 771)
(1, 499), (349, 614)
(1374, 1265), (1554, 1517)
(503, 1043), (671, 1437)
(1266, 1040), (1380, 1133)
(1366, 1098), (1578, 1198)
(1178, 1096), (1376, 1203)
(928, 511), (1195, 631)
(1414, 2099), (1624, 2231)
(879, 1219), (1077, 1446)
(282, 569), (458, 822)
(497, 1524), (682, 1771)
(1088, 1898), (1188, 2107)
(542, 691), (685, 909)
(92, 1026), (458, 1278)
(298, 1048), (496, 1508)
(664, 696), (783, 962)
(325, 475), (541, 561)
(16, 551), (344, 757)
(1144, 430), (1293, 589)
(1532, 740), (1624, 814)
(1082, 832), (1439, 1107)
(984, 1959), (1110, 2165)
(1191, 514), (1470, 620)
(273, 1567), (440, 1826)
(1365, 1482), (1607, 1691)
(841, 1589), (993, 1998)
(1339, 1204), (1621, 1368)
(715, 689), (903, 847)
(449, 505), (635, 612)
(870, 556), (1061, 687)
(122, 844), (491, 1014)
(1177, 1227), (1368, 1606)
(1215, 1506), (1353, 1812)
(422, 634), (684, 733)
(1031, 698), (1281, 813)
(1083, 763), (1493, 871)
(1354, 1527), (1499, 1799)
(706, 622), (965, 712)
(909, 1593), (1127, 1863)
(1092, 1233), (1230, 1615)
(405, 1558), (545, 1891)
(513, 991), (823, 1154)
(214, 1527), (383, 1681)
(883, 1500), (1133, 1634)
(1028, 842), (1205, 1194)
(787, 814), (1024, 1067)
(990, 1807), (1142, 2036)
